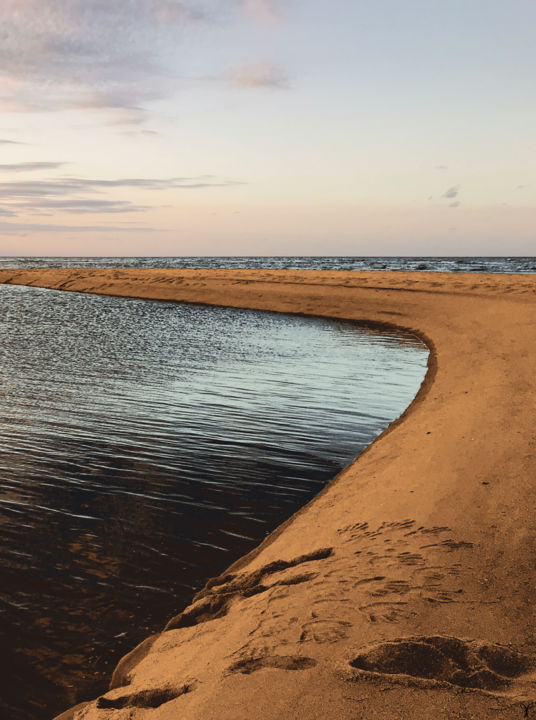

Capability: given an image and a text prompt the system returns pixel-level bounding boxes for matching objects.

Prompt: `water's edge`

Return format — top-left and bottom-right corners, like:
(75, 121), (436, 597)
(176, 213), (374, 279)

(54, 329), (433, 720)
(7, 267), (534, 720)
(40, 298), (432, 719)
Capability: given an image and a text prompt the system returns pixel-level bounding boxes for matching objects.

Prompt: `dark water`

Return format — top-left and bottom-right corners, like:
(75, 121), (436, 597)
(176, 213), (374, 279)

(0, 255), (535, 273)
(0, 285), (428, 719)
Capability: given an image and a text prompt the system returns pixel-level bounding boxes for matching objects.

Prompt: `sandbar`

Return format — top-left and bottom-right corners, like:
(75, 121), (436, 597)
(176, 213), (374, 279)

(1, 268), (535, 720)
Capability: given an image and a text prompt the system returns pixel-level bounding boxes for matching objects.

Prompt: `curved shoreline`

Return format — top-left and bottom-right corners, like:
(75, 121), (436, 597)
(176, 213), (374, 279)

(1, 268), (535, 720)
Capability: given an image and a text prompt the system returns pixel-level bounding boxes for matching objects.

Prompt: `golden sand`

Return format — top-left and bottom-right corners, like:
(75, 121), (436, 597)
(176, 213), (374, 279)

(1, 268), (535, 720)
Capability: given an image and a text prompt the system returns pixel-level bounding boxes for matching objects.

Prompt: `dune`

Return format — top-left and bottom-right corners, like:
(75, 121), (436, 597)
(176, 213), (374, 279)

(0, 267), (535, 720)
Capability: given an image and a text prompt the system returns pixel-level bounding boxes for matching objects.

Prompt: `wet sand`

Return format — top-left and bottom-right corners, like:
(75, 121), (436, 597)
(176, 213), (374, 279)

(1, 268), (535, 720)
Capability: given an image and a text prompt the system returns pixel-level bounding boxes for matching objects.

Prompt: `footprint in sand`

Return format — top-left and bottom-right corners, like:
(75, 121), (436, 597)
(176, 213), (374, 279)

(349, 635), (534, 692)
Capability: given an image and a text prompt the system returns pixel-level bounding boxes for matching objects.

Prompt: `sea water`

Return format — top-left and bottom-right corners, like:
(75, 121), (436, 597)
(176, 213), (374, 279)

(0, 255), (534, 273)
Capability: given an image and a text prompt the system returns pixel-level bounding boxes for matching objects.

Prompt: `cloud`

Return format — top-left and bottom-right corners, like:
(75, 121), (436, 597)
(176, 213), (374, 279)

(516, 184), (529, 190)
(0, 162), (66, 172)
(449, 200), (460, 208)
(0, 176), (244, 198)
(230, 62), (288, 88)
(0, 1), (208, 117)
(13, 199), (151, 214)
(0, 138), (24, 145)
(241, 0), (280, 23)
(0, 0), (216, 115)
(442, 185), (460, 199)
(0, 1), (282, 119)
(0, 173), (244, 218)
(0, 220), (162, 235)
(434, 165), (448, 170)
(119, 129), (161, 138)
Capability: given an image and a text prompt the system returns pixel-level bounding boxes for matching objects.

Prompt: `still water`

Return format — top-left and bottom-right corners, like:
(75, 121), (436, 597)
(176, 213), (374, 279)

(0, 285), (428, 719)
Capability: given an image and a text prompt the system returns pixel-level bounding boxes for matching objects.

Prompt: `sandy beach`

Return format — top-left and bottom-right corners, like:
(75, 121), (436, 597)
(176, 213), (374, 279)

(1, 268), (535, 720)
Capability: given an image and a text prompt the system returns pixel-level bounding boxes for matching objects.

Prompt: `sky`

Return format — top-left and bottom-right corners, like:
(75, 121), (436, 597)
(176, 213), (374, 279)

(0, 0), (534, 256)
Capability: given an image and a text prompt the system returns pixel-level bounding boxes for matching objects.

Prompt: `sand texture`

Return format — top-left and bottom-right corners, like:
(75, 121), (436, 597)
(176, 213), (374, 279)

(1, 268), (536, 720)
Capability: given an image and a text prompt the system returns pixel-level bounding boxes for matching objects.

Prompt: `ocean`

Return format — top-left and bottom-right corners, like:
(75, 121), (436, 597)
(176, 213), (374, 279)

(0, 255), (535, 273)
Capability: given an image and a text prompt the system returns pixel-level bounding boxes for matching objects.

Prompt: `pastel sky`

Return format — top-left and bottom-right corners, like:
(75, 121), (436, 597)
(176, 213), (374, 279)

(0, 0), (534, 256)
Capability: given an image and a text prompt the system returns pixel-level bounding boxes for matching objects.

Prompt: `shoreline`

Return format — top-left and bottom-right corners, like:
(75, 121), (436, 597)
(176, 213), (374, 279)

(1, 268), (535, 720)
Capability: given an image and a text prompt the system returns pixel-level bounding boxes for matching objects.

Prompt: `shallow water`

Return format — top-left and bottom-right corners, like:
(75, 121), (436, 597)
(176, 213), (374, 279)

(0, 285), (428, 719)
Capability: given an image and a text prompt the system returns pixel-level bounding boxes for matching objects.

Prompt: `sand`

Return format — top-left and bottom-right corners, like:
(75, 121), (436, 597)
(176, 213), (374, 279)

(1, 268), (535, 720)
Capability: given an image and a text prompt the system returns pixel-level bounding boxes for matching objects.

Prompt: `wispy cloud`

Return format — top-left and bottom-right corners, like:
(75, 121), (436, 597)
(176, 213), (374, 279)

(442, 185), (460, 199)
(0, 138), (24, 145)
(0, 174), (245, 218)
(230, 62), (288, 88)
(0, 176), (244, 198)
(0, 0), (180, 119)
(120, 129), (160, 137)
(10, 199), (151, 214)
(0, 220), (162, 235)
(0, 162), (67, 172)
(434, 165), (448, 170)
(241, 0), (281, 23)
(0, 1), (284, 120)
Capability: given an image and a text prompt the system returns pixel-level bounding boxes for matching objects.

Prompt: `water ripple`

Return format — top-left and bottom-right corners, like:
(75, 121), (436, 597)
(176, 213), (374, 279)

(0, 284), (428, 720)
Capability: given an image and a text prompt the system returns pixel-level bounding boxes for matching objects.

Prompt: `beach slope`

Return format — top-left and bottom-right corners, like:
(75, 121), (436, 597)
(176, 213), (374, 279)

(1, 268), (535, 720)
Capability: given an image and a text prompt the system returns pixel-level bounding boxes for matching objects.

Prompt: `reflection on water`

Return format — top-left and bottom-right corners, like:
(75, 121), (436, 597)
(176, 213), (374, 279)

(0, 285), (428, 719)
